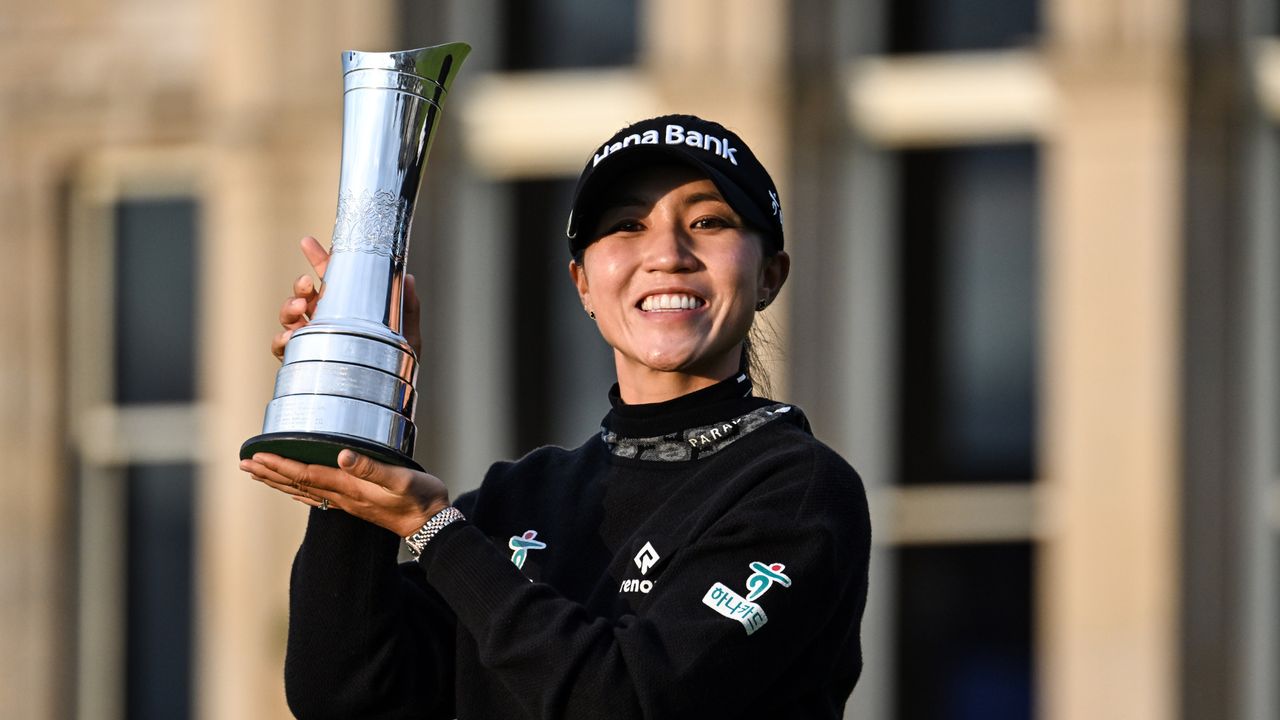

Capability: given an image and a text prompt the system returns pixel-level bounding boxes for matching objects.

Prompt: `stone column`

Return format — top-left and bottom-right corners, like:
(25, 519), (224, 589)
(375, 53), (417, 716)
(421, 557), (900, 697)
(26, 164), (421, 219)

(1040, 1), (1185, 718)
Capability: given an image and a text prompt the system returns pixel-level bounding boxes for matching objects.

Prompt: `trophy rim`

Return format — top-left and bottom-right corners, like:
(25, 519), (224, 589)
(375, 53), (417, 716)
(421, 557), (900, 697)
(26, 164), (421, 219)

(341, 42), (472, 80)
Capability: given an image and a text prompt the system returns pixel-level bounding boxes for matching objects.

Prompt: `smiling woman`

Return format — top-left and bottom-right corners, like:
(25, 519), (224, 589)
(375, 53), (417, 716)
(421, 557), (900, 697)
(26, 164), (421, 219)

(240, 114), (870, 720)
(569, 163), (789, 403)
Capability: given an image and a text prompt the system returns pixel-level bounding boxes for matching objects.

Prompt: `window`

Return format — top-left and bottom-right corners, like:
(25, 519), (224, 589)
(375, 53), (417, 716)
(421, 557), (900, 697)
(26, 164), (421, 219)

(888, 0), (1039, 54)
(890, 144), (1039, 720)
(502, 0), (639, 70)
(895, 543), (1034, 720)
(69, 173), (201, 720)
(113, 199), (198, 404)
(123, 463), (195, 720)
(896, 145), (1039, 485)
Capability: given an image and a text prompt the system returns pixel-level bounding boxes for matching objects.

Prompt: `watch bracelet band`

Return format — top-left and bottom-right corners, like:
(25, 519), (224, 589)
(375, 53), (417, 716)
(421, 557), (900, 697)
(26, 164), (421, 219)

(404, 506), (466, 557)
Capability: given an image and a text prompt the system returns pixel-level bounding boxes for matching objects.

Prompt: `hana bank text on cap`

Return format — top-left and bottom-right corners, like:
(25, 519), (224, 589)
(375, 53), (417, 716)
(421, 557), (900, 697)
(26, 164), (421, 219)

(566, 114), (784, 258)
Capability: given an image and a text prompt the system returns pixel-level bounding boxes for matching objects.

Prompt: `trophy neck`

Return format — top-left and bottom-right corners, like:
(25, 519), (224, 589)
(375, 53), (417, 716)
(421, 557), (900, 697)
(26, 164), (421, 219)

(313, 43), (470, 335)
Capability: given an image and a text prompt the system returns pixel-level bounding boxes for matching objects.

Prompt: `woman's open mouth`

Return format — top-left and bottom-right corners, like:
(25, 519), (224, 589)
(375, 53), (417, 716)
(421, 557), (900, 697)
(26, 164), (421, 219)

(639, 293), (706, 312)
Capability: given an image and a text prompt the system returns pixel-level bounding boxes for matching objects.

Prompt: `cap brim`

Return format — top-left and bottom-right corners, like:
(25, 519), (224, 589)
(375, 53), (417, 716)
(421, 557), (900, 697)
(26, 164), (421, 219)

(567, 145), (773, 256)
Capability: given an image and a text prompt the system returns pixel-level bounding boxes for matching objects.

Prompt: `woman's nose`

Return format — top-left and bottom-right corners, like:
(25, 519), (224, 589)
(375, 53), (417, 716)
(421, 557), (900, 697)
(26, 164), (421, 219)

(641, 222), (697, 272)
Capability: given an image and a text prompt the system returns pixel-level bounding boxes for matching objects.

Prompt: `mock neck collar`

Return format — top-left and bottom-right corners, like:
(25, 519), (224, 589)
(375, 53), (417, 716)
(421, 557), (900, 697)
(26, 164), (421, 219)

(604, 371), (772, 438)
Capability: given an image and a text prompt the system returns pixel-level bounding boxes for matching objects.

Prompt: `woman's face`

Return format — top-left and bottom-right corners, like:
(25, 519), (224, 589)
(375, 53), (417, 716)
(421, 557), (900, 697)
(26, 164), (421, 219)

(570, 163), (789, 391)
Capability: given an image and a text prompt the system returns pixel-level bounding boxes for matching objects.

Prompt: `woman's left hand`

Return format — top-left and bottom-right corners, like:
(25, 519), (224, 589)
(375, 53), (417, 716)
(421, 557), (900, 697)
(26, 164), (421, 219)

(240, 449), (450, 538)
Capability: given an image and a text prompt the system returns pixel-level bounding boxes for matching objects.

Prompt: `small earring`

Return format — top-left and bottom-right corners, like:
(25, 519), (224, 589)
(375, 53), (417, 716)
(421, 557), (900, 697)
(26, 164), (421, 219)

(588, 310), (596, 319)
(756, 300), (767, 311)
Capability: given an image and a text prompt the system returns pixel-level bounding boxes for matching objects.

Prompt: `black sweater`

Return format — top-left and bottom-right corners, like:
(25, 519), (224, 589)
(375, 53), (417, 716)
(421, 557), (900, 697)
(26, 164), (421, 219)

(284, 374), (871, 719)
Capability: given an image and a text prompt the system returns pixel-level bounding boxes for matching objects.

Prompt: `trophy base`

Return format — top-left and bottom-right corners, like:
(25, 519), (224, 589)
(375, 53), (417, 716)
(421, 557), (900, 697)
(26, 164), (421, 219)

(240, 431), (424, 472)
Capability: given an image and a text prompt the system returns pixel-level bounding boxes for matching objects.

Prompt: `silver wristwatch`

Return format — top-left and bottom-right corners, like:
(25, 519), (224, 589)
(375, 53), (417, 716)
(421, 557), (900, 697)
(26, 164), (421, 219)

(405, 506), (466, 557)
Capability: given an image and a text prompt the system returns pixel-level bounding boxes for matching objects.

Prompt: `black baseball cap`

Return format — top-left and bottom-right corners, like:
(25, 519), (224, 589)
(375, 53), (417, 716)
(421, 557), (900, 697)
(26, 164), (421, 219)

(565, 114), (784, 258)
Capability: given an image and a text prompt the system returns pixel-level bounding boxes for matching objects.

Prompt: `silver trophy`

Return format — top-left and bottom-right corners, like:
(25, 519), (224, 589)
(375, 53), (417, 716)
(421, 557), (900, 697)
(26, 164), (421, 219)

(241, 43), (470, 470)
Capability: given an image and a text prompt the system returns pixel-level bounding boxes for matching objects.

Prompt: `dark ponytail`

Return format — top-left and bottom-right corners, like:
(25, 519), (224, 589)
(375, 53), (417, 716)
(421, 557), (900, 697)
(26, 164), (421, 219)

(741, 312), (779, 398)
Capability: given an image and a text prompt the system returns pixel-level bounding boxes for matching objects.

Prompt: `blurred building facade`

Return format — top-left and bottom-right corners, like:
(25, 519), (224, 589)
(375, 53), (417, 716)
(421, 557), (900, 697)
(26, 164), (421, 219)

(0, 0), (1276, 719)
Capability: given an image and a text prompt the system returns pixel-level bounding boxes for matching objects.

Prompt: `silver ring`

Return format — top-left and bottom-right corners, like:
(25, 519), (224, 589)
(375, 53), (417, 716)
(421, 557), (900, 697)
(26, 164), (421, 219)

(320, 498), (330, 511)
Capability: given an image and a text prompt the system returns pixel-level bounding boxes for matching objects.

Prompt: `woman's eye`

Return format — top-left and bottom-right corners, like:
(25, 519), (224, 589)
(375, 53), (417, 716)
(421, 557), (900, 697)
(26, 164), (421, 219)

(607, 219), (643, 234)
(692, 216), (731, 230)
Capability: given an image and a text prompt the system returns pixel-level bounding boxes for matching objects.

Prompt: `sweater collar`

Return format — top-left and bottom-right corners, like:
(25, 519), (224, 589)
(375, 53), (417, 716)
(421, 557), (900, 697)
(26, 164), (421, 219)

(603, 371), (771, 438)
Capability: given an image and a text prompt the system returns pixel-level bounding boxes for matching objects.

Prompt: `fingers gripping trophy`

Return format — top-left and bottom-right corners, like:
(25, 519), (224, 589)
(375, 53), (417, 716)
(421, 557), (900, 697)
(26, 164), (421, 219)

(241, 43), (470, 471)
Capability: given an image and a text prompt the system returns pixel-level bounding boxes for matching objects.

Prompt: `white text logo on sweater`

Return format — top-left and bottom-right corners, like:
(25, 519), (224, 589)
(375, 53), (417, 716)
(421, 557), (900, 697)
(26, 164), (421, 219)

(688, 405), (790, 450)
(508, 529), (546, 570)
(620, 541), (661, 595)
(593, 124), (740, 167)
(702, 561), (793, 635)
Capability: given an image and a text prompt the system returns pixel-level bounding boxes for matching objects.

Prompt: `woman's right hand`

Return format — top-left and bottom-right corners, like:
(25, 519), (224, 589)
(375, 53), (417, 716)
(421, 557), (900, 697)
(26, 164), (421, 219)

(271, 236), (329, 361)
(271, 236), (422, 361)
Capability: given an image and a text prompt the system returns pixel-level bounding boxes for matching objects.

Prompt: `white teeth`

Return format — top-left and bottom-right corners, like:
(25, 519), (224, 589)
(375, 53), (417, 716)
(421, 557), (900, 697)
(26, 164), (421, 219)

(641, 293), (703, 312)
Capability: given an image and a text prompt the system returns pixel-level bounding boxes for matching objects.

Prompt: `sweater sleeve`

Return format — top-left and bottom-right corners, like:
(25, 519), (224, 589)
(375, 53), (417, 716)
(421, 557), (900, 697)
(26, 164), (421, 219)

(283, 490), (480, 719)
(417, 450), (870, 720)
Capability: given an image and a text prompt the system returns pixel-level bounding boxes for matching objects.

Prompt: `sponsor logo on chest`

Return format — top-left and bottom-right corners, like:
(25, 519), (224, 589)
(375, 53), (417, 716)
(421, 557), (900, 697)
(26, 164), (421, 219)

(619, 577), (654, 594)
(508, 529), (546, 570)
(619, 540), (662, 595)
(702, 561), (793, 635)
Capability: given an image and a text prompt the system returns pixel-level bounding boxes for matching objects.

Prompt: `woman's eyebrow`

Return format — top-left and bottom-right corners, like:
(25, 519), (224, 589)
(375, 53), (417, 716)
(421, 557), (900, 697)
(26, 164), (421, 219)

(601, 195), (649, 211)
(682, 191), (727, 206)
(600, 190), (728, 213)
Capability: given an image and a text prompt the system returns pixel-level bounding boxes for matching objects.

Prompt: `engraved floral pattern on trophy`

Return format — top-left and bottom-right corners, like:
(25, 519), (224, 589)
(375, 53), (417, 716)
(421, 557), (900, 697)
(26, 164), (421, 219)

(330, 189), (411, 262)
